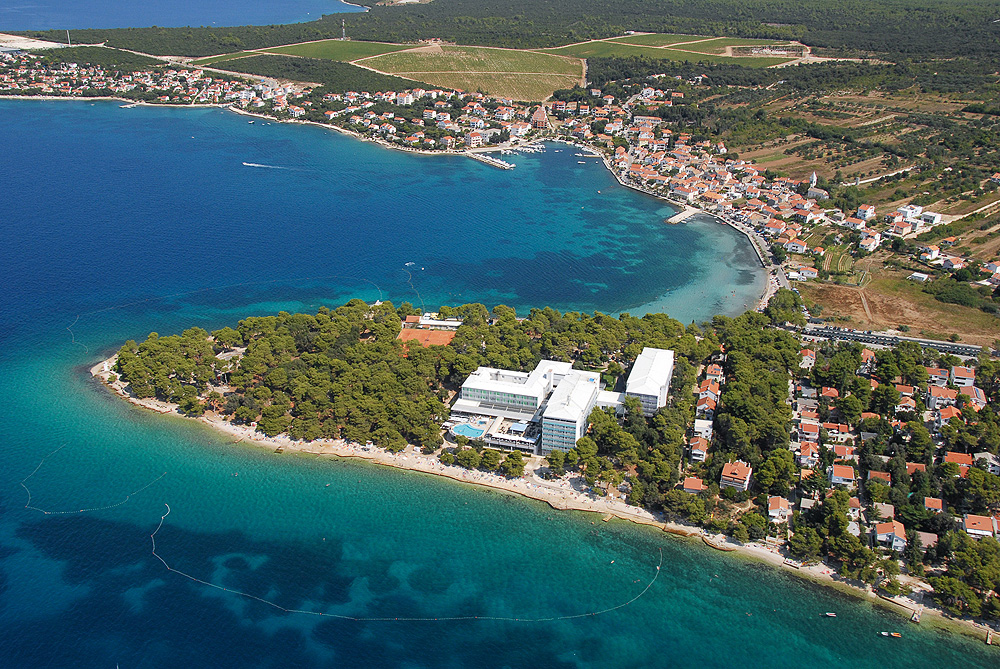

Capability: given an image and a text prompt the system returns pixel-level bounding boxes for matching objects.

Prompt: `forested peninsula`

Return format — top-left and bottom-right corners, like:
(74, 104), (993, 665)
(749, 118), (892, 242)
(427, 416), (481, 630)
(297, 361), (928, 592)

(109, 298), (795, 504)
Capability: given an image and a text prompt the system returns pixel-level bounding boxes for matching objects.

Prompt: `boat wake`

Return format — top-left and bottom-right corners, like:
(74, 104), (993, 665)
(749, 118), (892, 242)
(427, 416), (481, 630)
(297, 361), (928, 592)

(242, 162), (289, 169)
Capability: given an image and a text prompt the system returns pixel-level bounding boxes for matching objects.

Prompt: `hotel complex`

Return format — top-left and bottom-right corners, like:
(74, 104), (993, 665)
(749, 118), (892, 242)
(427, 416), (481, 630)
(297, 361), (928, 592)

(625, 347), (675, 416)
(450, 347), (675, 455)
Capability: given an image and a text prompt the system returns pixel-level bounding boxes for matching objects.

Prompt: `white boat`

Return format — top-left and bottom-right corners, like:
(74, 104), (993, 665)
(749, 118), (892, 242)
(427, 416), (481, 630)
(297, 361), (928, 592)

(824, 612), (836, 617)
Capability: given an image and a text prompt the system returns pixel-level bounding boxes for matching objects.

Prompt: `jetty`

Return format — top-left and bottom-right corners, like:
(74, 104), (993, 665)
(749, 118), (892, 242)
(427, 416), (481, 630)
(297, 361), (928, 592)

(665, 206), (699, 224)
(466, 152), (515, 169)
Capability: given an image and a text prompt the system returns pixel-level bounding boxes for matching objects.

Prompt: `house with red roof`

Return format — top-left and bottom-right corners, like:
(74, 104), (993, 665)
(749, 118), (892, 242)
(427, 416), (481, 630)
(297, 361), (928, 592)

(962, 514), (997, 538)
(935, 405), (963, 430)
(768, 496), (790, 522)
(868, 470), (891, 484)
(829, 464), (856, 488)
(925, 367), (949, 386)
(927, 385), (958, 410)
(950, 365), (975, 388)
(689, 436), (709, 462)
(720, 461), (752, 491)
(874, 520), (907, 552)
(683, 476), (706, 494)
(924, 497), (943, 513)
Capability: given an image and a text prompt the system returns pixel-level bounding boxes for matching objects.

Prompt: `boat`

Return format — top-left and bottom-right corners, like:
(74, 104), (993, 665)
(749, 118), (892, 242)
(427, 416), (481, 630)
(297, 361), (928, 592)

(824, 613), (837, 618)
(248, 120), (254, 124)
(879, 632), (902, 638)
(578, 161), (587, 164)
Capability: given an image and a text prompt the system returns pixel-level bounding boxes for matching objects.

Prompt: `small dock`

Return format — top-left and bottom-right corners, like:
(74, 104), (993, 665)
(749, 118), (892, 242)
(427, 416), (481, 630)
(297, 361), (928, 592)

(466, 152), (515, 170)
(665, 207), (698, 224)
(602, 513), (614, 522)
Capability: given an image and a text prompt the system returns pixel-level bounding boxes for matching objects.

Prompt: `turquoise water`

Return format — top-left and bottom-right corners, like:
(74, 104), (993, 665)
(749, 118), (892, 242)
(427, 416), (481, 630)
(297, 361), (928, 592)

(0, 99), (995, 667)
(453, 424), (486, 439)
(1, 0), (363, 31)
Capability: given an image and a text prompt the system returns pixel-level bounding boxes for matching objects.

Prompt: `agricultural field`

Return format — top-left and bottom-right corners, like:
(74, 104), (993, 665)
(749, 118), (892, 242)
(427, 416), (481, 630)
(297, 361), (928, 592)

(604, 33), (707, 47)
(538, 38), (794, 67)
(262, 40), (413, 61)
(190, 40), (412, 66)
(357, 45), (583, 100)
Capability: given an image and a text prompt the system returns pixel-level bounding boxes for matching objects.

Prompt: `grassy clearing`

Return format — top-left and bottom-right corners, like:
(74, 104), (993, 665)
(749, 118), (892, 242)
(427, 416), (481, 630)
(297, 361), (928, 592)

(358, 45), (582, 99)
(604, 33), (706, 46)
(262, 40), (412, 61)
(362, 46), (582, 76)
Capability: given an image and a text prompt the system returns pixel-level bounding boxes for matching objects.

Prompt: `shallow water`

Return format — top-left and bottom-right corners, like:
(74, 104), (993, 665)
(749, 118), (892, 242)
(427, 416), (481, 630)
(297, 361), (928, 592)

(0, 100), (993, 667)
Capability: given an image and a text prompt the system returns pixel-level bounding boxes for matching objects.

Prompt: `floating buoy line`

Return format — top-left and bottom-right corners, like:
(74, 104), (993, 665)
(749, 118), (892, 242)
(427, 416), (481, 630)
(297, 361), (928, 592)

(20, 445), (166, 515)
(151, 503), (663, 623)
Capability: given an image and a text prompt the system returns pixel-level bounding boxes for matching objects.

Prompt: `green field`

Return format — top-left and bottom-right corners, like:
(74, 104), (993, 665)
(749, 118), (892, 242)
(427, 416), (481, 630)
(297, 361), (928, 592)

(361, 45), (582, 76)
(358, 45), (583, 99)
(262, 40), (413, 61)
(604, 33), (706, 47)
(538, 40), (793, 67)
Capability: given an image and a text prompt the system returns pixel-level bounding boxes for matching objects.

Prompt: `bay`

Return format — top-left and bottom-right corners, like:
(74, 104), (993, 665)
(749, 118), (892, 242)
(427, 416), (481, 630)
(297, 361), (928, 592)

(0, 0), (363, 32)
(0, 99), (993, 667)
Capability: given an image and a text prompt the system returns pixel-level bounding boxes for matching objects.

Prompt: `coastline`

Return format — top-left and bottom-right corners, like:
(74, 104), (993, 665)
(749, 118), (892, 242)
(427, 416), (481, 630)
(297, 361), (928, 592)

(1, 93), (774, 311)
(89, 354), (996, 643)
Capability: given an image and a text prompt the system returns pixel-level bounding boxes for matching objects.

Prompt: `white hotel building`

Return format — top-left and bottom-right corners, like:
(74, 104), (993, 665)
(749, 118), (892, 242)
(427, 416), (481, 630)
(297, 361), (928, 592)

(625, 347), (675, 416)
(452, 347), (675, 455)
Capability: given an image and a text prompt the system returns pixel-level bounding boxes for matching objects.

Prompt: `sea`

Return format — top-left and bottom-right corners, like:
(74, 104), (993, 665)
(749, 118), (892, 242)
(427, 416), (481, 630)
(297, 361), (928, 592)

(0, 99), (994, 668)
(0, 0), (364, 32)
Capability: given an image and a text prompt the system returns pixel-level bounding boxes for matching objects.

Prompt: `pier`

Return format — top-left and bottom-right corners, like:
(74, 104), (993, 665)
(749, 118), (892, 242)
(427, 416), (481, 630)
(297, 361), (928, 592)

(665, 207), (699, 224)
(466, 152), (515, 169)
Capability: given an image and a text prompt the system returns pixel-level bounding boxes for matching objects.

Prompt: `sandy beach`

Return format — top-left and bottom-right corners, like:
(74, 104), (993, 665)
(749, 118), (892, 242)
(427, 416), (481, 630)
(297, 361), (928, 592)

(89, 354), (996, 642)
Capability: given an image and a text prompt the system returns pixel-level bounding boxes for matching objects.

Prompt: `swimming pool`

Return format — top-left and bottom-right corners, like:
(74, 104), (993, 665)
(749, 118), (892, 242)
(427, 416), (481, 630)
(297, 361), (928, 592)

(452, 423), (485, 439)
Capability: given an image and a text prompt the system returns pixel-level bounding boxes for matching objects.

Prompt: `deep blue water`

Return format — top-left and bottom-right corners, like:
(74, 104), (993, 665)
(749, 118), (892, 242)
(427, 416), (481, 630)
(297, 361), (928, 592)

(1, 0), (363, 31)
(0, 100), (995, 667)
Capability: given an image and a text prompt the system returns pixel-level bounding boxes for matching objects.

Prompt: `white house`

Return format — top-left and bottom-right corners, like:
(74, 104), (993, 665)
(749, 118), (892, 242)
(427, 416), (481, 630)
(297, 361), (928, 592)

(693, 419), (714, 441)
(689, 436), (709, 462)
(950, 366), (975, 388)
(829, 464), (856, 488)
(874, 520), (907, 552)
(962, 514), (997, 538)
(768, 496), (790, 522)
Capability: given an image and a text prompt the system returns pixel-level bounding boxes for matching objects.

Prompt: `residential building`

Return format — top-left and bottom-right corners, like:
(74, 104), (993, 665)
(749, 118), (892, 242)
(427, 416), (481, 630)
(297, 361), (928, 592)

(962, 514), (997, 538)
(689, 436), (709, 462)
(874, 520), (907, 552)
(768, 496), (790, 522)
(720, 461), (752, 491)
(683, 477), (706, 494)
(950, 365), (975, 387)
(829, 464), (856, 488)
